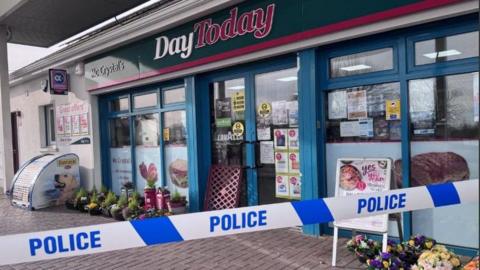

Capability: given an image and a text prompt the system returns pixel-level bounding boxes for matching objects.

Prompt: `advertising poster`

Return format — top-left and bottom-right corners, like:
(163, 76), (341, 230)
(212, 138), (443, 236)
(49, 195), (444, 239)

(289, 175), (301, 199)
(287, 128), (299, 150)
(63, 116), (72, 135)
(215, 98), (232, 126)
(334, 158), (391, 232)
(386, 99), (401, 120)
(358, 118), (374, 137)
(110, 148), (133, 195)
(260, 141), (274, 164)
(273, 129), (287, 150)
(56, 117), (64, 135)
(274, 152), (288, 173)
(287, 101), (298, 126)
(164, 146), (189, 199)
(275, 175), (289, 198)
(272, 101), (288, 125)
(347, 90), (367, 119)
(135, 147), (161, 192)
(288, 152), (300, 174)
(79, 113), (89, 134)
(340, 121), (360, 137)
(71, 115), (80, 135)
(328, 91), (347, 119)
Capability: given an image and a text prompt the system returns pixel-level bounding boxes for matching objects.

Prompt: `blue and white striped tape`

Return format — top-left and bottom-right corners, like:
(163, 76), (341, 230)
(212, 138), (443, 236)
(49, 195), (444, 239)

(0, 179), (477, 266)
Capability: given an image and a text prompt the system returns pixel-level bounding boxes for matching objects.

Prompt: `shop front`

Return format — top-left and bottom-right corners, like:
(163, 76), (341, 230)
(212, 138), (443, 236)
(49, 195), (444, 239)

(77, 0), (479, 254)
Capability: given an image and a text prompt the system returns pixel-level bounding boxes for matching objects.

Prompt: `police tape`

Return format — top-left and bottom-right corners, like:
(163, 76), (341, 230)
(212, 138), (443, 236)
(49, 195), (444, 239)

(0, 179), (477, 266)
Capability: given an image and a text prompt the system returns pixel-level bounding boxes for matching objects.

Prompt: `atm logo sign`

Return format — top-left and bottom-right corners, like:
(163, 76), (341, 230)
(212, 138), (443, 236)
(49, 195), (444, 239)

(154, 4), (275, 60)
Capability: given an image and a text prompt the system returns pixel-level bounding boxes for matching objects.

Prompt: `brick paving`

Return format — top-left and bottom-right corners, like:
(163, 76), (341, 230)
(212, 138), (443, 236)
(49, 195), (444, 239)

(0, 194), (365, 269)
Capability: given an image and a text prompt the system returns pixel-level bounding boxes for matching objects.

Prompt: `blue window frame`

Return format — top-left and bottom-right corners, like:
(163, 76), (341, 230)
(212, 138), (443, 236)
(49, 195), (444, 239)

(317, 14), (479, 255)
(99, 80), (186, 197)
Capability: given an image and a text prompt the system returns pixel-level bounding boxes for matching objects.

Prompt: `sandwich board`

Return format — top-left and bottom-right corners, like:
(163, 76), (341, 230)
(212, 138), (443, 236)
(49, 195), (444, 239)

(331, 158), (392, 266)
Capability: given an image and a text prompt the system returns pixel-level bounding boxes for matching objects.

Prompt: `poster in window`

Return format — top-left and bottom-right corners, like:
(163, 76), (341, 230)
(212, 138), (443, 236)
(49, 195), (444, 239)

(63, 116), (72, 135)
(71, 115), (80, 135)
(288, 152), (300, 174)
(328, 91), (347, 119)
(287, 128), (299, 150)
(56, 117), (64, 135)
(347, 90), (367, 119)
(80, 113), (89, 134)
(110, 148), (132, 194)
(275, 174), (289, 198)
(257, 127), (271, 141)
(334, 158), (391, 232)
(260, 141), (274, 164)
(358, 118), (374, 137)
(367, 92), (385, 117)
(374, 119), (389, 139)
(474, 72), (479, 122)
(287, 101), (298, 126)
(164, 146), (189, 198)
(386, 99), (401, 120)
(272, 101), (288, 125)
(289, 176), (301, 199)
(232, 91), (245, 112)
(135, 147), (161, 193)
(274, 152), (288, 173)
(273, 129), (287, 150)
(215, 98), (232, 119)
(340, 121), (360, 137)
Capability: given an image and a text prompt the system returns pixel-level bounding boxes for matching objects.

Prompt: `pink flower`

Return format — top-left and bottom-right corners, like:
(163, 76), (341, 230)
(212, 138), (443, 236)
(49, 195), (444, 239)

(147, 163), (158, 183)
(139, 162), (148, 179)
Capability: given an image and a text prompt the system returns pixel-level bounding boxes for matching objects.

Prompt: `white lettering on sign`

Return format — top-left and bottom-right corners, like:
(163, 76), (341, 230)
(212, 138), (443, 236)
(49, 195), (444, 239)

(153, 4), (275, 61)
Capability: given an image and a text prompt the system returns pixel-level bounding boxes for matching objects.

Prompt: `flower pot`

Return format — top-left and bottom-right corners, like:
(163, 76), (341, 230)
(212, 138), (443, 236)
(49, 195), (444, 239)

(168, 201), (186, 214)
(111, 207), (124, 221)
(144, 188), (157, 210)
(122, 207), (132, 220)
(89, 208), (102, 216)
(101, 207), (112, 217)
(65, 200), (76, 210)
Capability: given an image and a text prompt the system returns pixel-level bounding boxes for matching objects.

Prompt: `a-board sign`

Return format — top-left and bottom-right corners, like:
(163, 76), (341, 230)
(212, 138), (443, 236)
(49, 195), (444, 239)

(333, 158), (391, 232)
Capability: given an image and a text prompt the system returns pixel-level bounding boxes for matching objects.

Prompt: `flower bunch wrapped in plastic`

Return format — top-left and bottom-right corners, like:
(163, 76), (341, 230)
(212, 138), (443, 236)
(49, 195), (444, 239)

(411, 245), (461, 270)
(347, 235), (382, 263)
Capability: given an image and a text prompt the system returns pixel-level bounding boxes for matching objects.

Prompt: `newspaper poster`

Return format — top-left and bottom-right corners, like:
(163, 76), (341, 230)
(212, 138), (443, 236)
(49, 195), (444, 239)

(272, 101), (288, 125)
(260, 141), (274, 164)
(347, 90), (368, 119)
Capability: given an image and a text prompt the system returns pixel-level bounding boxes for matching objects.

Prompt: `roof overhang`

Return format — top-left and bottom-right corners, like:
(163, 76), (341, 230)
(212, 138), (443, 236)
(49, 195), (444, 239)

(0, 0), (148, 47)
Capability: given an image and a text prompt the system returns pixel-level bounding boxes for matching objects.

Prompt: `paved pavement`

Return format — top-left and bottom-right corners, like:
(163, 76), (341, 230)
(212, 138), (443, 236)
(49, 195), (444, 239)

(0, 195), (364, 270)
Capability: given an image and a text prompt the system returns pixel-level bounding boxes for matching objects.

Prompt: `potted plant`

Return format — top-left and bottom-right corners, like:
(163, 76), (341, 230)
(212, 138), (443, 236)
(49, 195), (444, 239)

(111, 194), (128, 221)
(98, 185), (109, 203)
(167, 190), (187, 214)
(121, 181), (134, 199)
(86, 189), (101, 215)
(65, 189), (78, 210)
(139, 162), (158, 210)
(74, 187), (89, 212)
(100, 191), (117, 217)
(122, 196), (140, 220)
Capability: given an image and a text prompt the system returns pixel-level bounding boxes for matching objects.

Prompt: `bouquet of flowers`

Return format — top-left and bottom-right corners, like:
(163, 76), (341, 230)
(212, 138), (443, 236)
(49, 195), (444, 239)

(411, 245), (461, 270)
(347, 235), (382, 263)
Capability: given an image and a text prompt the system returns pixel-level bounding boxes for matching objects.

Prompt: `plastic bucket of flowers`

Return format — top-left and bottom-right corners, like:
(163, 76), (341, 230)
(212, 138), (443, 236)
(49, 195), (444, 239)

(139, 162), (158, 210)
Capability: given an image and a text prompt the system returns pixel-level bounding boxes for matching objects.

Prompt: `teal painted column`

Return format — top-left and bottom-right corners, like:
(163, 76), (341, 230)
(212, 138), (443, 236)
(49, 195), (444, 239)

(298, 49), (322, 236)
(185, 76), (211, 212)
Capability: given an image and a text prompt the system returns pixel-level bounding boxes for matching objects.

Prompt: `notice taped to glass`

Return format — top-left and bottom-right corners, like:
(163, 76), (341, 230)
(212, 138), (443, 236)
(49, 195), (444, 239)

(347, 90), (367, 119)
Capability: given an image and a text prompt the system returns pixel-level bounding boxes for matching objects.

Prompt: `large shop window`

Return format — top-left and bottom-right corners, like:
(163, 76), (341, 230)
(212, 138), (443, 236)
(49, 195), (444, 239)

(106, 87), (188, 200)
(408, 72), (479, 248)
(325, 82), (402, 237)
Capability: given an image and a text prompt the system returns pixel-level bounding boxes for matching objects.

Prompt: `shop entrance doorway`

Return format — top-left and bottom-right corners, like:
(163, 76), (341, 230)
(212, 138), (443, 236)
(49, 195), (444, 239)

(209, 67), (300, 206)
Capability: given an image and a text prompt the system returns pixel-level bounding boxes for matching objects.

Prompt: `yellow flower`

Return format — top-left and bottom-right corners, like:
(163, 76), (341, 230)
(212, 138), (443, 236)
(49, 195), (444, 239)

(397, 244), (403, 252)
(408, 240), (415, 246)
(367, 259), (371, 266)
(425, 241), (433, 249)
(383, 261), (390, 268)
(440, 252), (451, 260)
(450, 257), (460, 267)
(387, 246), (392, 252)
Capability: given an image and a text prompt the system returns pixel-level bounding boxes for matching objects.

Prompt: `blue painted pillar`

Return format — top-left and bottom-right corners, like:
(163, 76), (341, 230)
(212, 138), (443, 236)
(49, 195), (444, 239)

(185, 76), (212, 212)
(298, 49), (322, 236)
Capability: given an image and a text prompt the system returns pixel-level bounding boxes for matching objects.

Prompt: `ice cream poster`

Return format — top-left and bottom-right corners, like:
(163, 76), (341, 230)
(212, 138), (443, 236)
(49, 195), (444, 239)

(334, 158), (391, 232)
